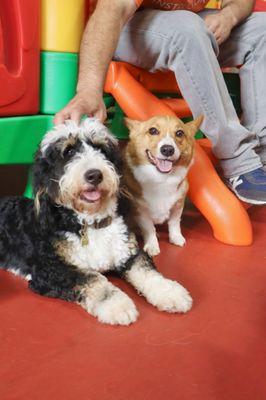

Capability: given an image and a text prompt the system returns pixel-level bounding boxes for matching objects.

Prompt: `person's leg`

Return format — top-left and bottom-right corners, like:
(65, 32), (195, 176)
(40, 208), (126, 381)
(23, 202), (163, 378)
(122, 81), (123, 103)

(218, 12), (266, 166)
(114, 9), (266, 203)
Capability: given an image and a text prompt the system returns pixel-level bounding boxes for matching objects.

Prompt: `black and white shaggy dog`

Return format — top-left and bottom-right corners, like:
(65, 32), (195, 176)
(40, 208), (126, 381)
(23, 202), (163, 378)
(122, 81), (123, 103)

(0, 118), (192, 325)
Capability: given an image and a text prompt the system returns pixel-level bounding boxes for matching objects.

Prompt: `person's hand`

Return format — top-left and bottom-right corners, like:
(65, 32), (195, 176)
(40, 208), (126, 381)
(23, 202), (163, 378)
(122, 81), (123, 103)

(204, 12), (235, 45)
(54, 90), (107, 125)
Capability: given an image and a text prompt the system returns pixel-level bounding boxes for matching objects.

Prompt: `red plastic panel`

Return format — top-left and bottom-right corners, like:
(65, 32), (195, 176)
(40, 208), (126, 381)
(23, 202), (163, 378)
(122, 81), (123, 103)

(254, 0), (266, 11)
(0, 0), (40, 116)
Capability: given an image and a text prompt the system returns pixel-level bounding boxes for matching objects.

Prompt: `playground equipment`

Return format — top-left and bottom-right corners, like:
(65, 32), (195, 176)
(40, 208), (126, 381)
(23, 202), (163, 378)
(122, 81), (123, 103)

(1, 0), (265, 243)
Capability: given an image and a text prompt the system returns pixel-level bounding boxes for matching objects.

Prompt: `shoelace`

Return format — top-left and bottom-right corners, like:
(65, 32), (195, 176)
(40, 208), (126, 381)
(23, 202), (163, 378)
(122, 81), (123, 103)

(229, 176), (243, 189)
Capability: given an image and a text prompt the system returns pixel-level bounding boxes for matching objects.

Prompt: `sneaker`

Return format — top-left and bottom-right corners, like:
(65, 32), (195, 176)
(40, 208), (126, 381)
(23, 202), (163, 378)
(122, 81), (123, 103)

(226, 167), (266, 205)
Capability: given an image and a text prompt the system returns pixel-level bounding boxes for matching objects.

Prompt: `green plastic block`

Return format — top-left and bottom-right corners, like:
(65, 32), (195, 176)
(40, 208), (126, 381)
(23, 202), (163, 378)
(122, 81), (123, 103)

(0, 115), (54, 164)
(40, 51), (79, 114)
(40, 51), (116, 116)
(110, 103), (129, 139)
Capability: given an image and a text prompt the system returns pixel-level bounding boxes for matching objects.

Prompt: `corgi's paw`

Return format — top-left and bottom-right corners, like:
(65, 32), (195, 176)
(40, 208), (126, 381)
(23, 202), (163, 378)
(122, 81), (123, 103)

(147, 278), (193, 313)
(144, 237), (160, 257)
(169, 232), (186, 247)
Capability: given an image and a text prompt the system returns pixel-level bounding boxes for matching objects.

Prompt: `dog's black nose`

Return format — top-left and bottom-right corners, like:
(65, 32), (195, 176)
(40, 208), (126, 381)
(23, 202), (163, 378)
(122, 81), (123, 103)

(160, 145), (175, 157)
(84, 169), (103, 185)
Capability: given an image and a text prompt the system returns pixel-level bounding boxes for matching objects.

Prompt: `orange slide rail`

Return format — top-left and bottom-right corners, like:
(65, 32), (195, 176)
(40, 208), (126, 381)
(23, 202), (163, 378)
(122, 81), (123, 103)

(105, 61), (253, 246)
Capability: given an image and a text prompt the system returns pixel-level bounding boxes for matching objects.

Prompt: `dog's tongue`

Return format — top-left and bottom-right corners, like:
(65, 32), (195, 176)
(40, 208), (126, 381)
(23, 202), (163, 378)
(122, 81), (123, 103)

(156, 159), (173, 173)
(82, 189), (101, 202)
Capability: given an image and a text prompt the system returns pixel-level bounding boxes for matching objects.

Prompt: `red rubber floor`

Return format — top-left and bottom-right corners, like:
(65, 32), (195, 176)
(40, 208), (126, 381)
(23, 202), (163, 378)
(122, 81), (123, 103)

(0, 206), (265, 400)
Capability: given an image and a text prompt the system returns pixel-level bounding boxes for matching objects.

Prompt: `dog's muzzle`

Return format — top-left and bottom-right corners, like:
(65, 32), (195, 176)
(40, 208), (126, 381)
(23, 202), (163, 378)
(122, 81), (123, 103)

(160, 144), (175, 157)
(84, 169), (103, 186)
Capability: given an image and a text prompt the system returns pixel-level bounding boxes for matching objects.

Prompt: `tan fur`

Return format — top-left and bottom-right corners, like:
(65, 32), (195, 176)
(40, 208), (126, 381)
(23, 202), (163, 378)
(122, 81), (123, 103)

(124, 115), (202, 169)
(60, 134), (77, 155)
(54, 239), (74, 264)
(123, 115), (203, 256)
(34, 188), (46, 215)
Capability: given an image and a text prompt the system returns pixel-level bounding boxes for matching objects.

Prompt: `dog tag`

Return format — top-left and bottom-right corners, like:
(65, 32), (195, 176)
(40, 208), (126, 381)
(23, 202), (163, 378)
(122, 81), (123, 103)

(81, 236), (89, 247)
(80, 221), (89, 247)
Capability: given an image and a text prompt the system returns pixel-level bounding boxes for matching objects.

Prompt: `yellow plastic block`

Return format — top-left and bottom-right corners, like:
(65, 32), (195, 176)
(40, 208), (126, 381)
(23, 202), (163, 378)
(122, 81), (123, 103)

(205, 0), (221, 9)
(41, 0), (86, 53)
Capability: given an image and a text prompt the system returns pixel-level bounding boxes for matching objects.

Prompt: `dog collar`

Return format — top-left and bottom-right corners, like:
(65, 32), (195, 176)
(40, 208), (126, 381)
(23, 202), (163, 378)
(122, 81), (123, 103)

(80, 216), (113, 246)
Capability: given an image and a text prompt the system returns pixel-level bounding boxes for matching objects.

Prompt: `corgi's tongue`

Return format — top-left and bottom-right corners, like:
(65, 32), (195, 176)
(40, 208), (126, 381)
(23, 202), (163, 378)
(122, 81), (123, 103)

(81, 189), (101, 202)
(155, 158), (173, 173)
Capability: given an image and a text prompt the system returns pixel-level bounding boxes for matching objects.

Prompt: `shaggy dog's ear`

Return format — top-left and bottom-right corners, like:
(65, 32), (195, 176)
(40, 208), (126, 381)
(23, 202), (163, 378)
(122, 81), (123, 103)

(32, 149), (51, 196)
(35, 192), (56, 232)
(100, 138), (123, 174)
(34, 188), (45, 215)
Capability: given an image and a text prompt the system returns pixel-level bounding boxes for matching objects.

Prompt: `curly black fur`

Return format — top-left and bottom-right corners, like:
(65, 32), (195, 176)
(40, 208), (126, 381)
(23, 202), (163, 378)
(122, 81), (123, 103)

(0, 129), (130, 303)
(0, 195), (88, 301)
(0, 122), (158, 321)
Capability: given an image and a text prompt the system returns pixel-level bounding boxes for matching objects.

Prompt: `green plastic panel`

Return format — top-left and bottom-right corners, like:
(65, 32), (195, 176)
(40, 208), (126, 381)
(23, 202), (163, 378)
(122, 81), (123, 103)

(223, 72), (241, 115)
(0, 115), (54, 164)
(40, 51), (78, 114)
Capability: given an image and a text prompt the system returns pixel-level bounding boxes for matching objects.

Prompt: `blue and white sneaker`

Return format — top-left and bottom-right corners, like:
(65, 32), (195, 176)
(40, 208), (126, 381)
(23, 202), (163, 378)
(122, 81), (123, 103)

(226, 167), (266, 205)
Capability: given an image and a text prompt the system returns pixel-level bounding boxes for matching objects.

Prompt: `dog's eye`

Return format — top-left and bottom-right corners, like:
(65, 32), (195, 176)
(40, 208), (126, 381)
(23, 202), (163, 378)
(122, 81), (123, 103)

(149, 127), (159, 135)
(63, 146), (75, 158)
(175, 130), (185, 138)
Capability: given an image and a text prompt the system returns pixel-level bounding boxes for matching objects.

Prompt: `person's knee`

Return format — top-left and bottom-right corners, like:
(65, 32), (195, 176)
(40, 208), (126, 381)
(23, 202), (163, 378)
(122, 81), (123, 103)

(248, 12), (266, 37)
(169, 10), (208, 41)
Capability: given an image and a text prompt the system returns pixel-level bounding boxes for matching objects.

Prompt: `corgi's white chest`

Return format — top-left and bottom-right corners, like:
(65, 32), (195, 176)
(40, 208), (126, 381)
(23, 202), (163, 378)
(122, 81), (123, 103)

(133, 165), (188, 224)
(142, 182), (184, 224)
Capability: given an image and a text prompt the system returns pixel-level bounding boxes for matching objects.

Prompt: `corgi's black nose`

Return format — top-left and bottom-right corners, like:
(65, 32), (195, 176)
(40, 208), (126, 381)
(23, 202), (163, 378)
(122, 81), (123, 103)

(84, 169), (103, 185)
(160, 145), (175, 157)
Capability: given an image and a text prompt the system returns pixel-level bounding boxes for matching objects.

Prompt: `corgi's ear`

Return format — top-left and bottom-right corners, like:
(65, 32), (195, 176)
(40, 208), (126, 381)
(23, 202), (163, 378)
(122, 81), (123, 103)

(185, 115), (204, 137)
(124, 118), (141, 136)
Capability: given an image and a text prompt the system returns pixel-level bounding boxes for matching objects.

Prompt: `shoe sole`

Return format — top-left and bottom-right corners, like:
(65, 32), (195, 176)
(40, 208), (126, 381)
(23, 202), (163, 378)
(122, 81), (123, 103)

(229, 187), (266, 205)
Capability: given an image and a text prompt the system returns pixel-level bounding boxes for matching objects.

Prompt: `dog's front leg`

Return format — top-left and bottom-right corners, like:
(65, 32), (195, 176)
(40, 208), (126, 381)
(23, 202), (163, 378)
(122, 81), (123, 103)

(136, 212), (160, 257)
(78, 272), (139, 325)
(30, 262), (138, 326)
(122, 251), (192, 313)
(168, 187), (187, 247)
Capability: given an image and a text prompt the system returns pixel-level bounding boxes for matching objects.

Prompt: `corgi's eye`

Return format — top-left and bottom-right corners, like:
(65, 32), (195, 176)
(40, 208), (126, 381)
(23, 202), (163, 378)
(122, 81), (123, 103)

(175, 130), (184, 138)
(149, 127), (159, 135)
(63, 146), (75, 158)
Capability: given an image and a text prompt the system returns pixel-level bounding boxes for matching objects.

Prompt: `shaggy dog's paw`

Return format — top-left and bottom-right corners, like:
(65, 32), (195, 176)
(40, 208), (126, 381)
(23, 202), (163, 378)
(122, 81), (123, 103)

(95, 290), (139, 326)
(147, 278), (193, 313)
(144, 238), (160, 257)
(169, 232), (186, 247)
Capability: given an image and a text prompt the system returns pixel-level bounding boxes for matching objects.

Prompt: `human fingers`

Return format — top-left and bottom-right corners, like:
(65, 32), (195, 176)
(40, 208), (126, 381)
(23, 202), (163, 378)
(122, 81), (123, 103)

(54, 110), (71, 125)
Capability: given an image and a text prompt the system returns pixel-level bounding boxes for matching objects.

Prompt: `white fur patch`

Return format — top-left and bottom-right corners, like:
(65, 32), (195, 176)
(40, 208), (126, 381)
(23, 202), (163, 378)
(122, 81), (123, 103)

(58, 143), (119, 210)
(156, 135), (180, 160)
(65, 216), (135, 273)
(41, 118), (117, 155)
(81, 277), (139, 325)
(92, 288), (138, 325)
(126, 264), (193, 313)
(8, 268), (32, 281)
(134, 165), (188, 224)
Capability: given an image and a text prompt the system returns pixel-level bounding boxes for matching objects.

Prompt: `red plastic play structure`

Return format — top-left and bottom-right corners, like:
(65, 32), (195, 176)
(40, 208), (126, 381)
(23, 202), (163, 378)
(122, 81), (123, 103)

(254, 0), (266, 11)
(0, 0), (40, 116)
(104, 62), (253, 246)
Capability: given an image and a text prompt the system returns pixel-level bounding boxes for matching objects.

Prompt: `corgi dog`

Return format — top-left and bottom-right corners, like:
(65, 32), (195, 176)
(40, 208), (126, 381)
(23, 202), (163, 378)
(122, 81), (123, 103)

(123, 115), (203, 257)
